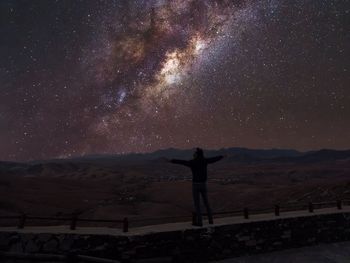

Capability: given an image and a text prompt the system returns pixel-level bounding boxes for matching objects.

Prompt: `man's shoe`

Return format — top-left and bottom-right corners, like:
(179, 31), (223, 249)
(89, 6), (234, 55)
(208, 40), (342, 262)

(192, 222), (203, 227)
(209, 219), (214, 225)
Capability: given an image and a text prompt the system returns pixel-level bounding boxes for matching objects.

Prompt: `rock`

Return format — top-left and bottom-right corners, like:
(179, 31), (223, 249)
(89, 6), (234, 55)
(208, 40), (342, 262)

(59, 235), (74, 252)
(246, 240), (257, 246)
(236, 235), (250, 241)
(282, 230), (291, 239)
(42, 238), (58, 252)
(136, 257), (172, 263)
(0, 233), (11, 250)
(25, 239), (40, 253)
(9, 242), (24, 253)
(37, 233), (52, 243)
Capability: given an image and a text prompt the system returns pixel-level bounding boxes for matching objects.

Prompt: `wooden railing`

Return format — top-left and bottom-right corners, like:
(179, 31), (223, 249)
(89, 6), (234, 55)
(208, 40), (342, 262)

(0, 214), (128, 232)
(0, 199), (349, 232)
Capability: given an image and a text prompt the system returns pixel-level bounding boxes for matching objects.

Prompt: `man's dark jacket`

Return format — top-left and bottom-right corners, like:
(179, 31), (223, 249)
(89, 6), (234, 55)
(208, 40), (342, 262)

(170, 156), (223, 183)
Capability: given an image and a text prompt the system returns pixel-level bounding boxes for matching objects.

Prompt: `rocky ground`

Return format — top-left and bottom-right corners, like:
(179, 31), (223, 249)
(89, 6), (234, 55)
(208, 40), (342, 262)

(215, 241), (350, 263)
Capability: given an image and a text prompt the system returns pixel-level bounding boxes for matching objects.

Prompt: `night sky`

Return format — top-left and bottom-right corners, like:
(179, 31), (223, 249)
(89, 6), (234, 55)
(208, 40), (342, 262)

(0, 0), (349, 161)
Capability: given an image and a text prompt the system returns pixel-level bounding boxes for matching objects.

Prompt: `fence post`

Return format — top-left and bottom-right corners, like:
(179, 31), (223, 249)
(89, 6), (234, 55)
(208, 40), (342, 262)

(192, 212), (197, 225)
(123, 217), (129, 233)
(308, 202), (314, 213)
(18, 214), (26, 229)
(70, 214), (77, 230)
(275, 205), (280, 216)
(337, 200), (342, 210)
(244, 208), (249, 219)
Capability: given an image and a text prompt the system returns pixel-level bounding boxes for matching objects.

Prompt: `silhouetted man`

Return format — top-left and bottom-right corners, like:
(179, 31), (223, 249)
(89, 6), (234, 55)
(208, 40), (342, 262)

(170, 148), (224, 226)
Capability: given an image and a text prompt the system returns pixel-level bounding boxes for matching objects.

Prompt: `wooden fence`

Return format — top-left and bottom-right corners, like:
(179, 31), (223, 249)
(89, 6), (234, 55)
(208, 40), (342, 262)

(0, 199), (349, 233)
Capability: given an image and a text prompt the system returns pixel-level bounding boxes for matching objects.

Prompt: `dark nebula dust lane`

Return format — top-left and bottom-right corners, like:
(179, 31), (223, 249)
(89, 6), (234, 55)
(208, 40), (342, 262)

(0, 0), (349, 161)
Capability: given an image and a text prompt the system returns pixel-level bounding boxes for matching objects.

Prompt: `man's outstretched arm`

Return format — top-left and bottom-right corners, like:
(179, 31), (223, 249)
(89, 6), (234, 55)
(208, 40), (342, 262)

(206, 155), (224, 164)
(170, 159), (191, 167)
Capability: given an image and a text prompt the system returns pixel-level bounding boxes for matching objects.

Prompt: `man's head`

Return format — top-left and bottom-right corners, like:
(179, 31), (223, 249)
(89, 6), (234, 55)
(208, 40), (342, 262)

(193, 148), (204, 159)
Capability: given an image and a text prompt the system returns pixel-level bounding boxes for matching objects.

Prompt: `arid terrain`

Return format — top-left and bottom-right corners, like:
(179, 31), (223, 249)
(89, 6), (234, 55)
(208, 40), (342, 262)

(216, 241), (350, 263)
(1, 148), (350, 227)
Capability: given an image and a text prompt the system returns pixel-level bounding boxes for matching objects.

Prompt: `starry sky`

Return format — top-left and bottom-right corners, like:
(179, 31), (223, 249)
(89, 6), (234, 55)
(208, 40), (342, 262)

(0, 0), (349, 161)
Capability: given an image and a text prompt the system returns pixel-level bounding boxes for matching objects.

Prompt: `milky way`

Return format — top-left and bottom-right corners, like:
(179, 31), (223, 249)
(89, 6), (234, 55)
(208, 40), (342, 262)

(0, 0), (349, 161)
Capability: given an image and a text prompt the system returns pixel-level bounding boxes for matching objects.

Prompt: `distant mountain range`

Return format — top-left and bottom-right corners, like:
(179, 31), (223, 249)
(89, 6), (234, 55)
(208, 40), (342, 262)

(67, 147), (350, 163)
(4, 147), (350, 165)
(1, 148), (350, 171)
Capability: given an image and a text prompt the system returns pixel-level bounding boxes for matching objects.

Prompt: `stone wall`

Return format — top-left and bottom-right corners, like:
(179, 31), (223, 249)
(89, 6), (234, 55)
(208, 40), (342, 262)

(1, 212), (350, 262)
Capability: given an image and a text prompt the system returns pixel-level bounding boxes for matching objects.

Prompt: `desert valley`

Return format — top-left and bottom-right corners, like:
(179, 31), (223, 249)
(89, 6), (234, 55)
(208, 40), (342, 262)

(1, 148), (350, 228)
